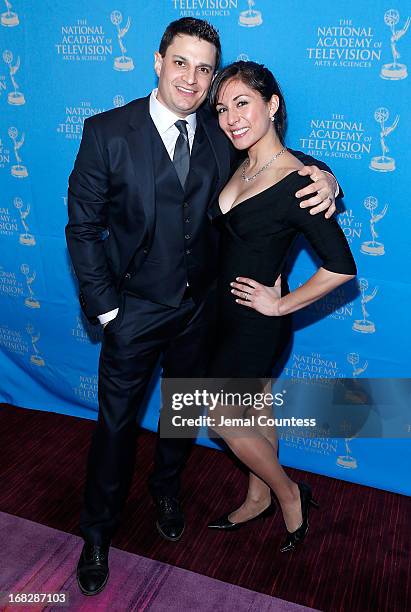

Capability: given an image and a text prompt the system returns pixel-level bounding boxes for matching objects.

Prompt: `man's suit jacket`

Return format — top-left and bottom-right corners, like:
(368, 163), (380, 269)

(66, 95), (340, 323)
(65, 96), (237, 321)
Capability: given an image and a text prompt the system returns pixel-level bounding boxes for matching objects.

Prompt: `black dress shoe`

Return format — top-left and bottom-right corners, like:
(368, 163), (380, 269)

(154, 496), (185, 541)
(279, 482), (319, 553)
(76, 542), (110, 596)
(208, 501), (275, 530)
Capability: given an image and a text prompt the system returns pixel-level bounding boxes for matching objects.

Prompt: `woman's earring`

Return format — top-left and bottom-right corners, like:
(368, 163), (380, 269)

(270, 116), (275, 122)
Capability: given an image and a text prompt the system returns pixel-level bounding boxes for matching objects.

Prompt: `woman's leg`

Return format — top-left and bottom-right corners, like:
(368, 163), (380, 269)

(228, 402), (277, 523)
(221, 388), (288, 524)
(228, 472), (272, 523)
(211, 394), (302, 531)
(211, 400), (302, 532)
(226, 433), (302, 531)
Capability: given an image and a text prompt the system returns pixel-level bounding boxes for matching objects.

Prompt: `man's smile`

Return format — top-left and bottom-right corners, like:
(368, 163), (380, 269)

(176, 85), (198, 96)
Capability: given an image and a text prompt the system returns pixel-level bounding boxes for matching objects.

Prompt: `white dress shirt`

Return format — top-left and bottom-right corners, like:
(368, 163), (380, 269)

(98, 90), (197, 325)
(149, 88), (196, 156)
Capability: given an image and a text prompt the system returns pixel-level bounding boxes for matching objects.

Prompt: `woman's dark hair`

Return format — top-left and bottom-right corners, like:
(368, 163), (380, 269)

(209, 61), (287, 144)
(159, 18), (221, 71)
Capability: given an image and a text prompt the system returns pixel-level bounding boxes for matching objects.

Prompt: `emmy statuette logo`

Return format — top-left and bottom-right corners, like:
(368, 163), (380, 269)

(20, 264), (40, 309)
(111, 11), (134, 72)
(113, 94), (125, 108)
(239, 0), (262, 28)
(352, 278), (378, 334)
(26, 323), (45, 367)
(337, 428), (358, 469)
(2, 50), (25, 105)
(360, 197), (388, 256)
(1, 0), (18, 27)
(380, 9), (410, 80)
(8, 126), (28, 178)
(14, 197), (35, 245)
(369, 107), (399, 172)
(347, 352), (368, 378)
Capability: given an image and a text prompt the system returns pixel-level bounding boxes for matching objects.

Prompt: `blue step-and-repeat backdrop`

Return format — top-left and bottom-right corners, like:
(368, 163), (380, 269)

(0, 1), (410, 495)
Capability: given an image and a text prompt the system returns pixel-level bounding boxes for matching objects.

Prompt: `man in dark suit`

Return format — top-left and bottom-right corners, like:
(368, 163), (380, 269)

(66, 18), (340, 595)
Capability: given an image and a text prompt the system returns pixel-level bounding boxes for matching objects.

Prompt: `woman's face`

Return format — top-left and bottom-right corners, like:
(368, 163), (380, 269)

(215, 78), (277, 150)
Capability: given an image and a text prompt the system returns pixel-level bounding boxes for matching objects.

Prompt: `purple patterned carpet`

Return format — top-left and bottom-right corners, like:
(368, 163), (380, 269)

(0, 512), (317, 611)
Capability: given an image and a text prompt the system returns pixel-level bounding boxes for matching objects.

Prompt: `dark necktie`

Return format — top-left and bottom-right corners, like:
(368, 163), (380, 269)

(173, 120), (190, 189)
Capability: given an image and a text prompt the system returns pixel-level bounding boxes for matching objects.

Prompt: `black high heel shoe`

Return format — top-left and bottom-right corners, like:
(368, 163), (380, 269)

(279, 482), (319, 552)
(208, 501), (276, 531)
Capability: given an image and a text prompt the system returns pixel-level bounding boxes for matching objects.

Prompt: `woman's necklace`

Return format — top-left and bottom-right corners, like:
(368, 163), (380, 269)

(241, 146), (287, 182)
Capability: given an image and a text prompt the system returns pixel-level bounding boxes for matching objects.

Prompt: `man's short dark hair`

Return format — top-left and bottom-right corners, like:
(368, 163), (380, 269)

(159, 18), (221, 71)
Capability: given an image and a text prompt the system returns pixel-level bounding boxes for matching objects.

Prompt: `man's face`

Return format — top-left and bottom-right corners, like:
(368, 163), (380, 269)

(154, 34), (216, 117)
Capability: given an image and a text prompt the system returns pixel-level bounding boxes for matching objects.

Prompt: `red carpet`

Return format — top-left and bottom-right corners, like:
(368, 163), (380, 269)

(1, 403), (410, 611)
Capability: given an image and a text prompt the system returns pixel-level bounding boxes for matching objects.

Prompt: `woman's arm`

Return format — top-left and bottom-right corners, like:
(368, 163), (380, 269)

(231, 267), (354, 317)
(277, 268), (354, 316)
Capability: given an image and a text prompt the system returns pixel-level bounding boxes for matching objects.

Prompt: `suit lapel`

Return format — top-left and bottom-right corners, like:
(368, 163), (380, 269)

(125, 99), (230, 233)
(126, 96), (156, 241)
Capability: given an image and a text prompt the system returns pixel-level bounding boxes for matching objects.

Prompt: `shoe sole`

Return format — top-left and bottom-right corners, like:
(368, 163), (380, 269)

(156, 520), (185, 542)
(207, 524), (241, 530)
(76, 569), (109, 596)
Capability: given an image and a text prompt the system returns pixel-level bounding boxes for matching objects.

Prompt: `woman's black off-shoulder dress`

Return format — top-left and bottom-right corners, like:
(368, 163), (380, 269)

(208, 172), (357, 378)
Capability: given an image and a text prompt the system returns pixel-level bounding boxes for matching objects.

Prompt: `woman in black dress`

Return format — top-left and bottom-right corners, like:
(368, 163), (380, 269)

(206, 62), (357, 552)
